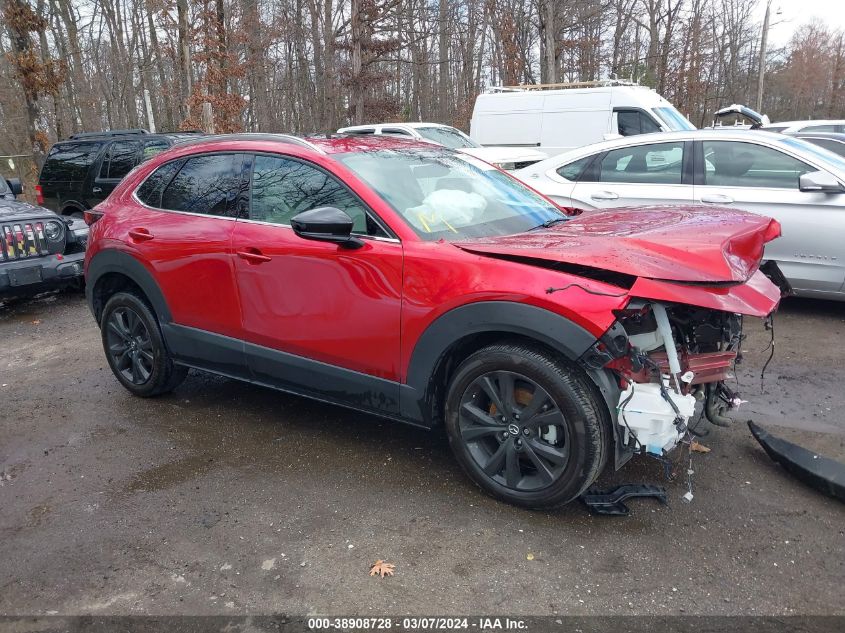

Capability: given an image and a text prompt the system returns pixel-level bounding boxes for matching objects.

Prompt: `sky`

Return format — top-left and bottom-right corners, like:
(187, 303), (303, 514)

(759, 0), (845, 47)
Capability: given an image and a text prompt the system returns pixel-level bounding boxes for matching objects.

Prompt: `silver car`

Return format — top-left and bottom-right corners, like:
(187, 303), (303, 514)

(516, 130), (845, 301)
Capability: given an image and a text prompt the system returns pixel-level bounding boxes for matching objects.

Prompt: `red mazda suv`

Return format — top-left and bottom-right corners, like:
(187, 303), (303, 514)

(85, 134), (786, 508)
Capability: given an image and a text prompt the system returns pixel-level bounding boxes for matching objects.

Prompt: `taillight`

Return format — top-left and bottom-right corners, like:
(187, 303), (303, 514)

(84, 209), (105, 226)
(35, 184), (44, 205)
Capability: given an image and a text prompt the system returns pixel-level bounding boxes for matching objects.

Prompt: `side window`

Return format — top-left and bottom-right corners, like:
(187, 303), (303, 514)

(41, 142), (103, 182)
(160, 153), (243, 216)
(599, 142), (684, 184)
(617, 110), (661, 136)
(102, 141), (140, 179)
(801, 124), (837, 133)
(702, 141), (813, 189)
(345, 128), (375, 135)
(807, 138), (845, 157)
(250, 154), (387, 236)
(556, 155), (594, 182)
(382, 128), (412, 137)
(142, 139), (170, 161)
(136, 160), (183, 208)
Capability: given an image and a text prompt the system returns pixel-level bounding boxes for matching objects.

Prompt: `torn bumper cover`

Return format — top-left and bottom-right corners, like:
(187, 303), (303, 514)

(748, 421), (845, 503)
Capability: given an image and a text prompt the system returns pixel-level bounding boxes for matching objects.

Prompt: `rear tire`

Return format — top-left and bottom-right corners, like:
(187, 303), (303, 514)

(444, 343), (609, 509)
(101, 292), (187, 397)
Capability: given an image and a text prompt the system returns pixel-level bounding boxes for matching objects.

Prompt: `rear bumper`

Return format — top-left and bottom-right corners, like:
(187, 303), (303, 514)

(0, 252), (85, 294)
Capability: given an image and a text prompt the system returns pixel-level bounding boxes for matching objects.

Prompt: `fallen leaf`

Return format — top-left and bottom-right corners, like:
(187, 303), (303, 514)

(690, 440), (711, 454)
(31, 320), (40, 325)
(369, 560), (395, 578)
(526, 553), (535, 561)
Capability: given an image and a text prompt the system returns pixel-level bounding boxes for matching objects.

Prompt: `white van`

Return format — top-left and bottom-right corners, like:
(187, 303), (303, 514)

(469, 81), (695, 158)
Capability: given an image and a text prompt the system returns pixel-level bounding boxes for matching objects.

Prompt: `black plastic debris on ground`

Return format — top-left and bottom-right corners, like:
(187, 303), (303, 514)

(581, 484), (668, 516)
(748, 420), (845, 504)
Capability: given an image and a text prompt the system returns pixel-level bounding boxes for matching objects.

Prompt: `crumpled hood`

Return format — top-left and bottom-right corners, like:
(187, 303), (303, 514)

(454, 206), (781, 284)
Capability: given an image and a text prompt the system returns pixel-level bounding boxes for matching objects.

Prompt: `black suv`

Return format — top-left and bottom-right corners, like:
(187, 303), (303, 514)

(37, 129), (202, 217)
(1, 175), (88, 296)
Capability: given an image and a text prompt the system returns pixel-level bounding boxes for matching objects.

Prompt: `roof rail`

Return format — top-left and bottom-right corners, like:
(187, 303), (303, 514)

(67, 128), (150, 140)
(181, 133), (326, 154)
(490, 79), (641, 92)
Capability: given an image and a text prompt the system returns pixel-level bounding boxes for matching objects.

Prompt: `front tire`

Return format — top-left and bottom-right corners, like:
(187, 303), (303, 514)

(444, 343), (609, 509)
(101, 292), (187, 397)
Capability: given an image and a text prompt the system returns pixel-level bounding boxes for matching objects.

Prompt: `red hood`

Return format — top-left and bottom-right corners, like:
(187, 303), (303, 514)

(454, 206), (781, 284)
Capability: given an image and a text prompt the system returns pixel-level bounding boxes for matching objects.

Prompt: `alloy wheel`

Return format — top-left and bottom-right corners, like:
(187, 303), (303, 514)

(458, 370), (571, 491)
(105, 306), (154, 385)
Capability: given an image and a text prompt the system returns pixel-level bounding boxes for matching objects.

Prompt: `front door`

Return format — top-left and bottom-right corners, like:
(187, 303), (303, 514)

(231, 153), (404, 412)
(696, 139), (845, 295)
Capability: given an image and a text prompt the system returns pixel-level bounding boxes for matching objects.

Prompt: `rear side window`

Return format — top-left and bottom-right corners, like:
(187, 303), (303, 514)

(556, 155), (594, 181)
(136, 160), (183, 208)
(160, 154), (243, 216)
(142, 139), (170, 161)
(40, 142), (104, 182)
(600, 142), (684, 184)
(616, 110), (661, 136)
(805, 138), (845, 157)
(99, 141), (140, 180)
(801, 124), (838, 133)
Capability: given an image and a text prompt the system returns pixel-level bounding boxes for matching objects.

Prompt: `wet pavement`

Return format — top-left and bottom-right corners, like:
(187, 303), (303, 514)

(0, 291), (843, 616)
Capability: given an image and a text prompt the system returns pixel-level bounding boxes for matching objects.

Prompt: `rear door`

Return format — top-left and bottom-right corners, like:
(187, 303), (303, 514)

(88, 140), (142, 207)
(570, 140), (695, 209)
(127, 153), (247, 367)
(694, 139), (845, 295)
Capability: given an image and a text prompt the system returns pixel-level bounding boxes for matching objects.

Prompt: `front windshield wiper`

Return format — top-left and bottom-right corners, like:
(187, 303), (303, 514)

(531, 217), (568, 230)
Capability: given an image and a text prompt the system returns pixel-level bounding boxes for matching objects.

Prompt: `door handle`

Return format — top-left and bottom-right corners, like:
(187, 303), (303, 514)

(128, 228), (154, 242)
(700, 194), (734, 204)
(237, 248), (272, 264)
(591, 191), (619, 201)
(92, 187), (103, 194)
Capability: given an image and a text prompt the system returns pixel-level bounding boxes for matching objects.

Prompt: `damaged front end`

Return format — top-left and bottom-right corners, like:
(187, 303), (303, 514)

(580, 279), (784, 469)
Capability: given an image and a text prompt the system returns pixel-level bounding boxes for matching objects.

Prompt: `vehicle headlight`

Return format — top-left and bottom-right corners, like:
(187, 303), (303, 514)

(44, 220), (64, 241)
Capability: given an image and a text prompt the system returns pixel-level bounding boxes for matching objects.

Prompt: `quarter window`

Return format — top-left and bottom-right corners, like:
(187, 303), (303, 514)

(702, 141), (813, 189)
(556, 155), (594, 182)
(41, 142), (104, 182)
(250, 155), (386, 236)
(599, 142), (684, 184)
(136, 160), (183, 208)
(160, 153), (243, 216)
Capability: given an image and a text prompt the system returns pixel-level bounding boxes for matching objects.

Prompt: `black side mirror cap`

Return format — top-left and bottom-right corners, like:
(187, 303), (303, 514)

(290, 206), (363, 248)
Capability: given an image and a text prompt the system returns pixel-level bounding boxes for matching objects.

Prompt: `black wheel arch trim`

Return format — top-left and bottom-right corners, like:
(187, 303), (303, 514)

(86, 249), (173, 324)
(401, 301), (622, 435)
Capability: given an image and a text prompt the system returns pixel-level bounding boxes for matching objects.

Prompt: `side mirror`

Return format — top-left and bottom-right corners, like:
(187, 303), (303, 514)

(799, 170), (844, 193)
(290, 206), (363, 248)
(6, 178), (22, 196)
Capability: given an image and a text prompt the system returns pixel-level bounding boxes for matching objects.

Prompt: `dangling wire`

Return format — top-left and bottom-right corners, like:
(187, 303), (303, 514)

(760, 314), (776, 391)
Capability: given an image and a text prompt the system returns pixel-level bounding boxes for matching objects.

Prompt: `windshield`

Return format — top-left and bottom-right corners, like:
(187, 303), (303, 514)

(778, 136), (845, 173)
(416, 126), (480, 149)
(653, 106), (695, 131)
(336, 148), (565, 241)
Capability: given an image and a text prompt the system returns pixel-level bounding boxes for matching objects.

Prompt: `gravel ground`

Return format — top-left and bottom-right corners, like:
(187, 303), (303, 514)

(0, 291), (843, 617)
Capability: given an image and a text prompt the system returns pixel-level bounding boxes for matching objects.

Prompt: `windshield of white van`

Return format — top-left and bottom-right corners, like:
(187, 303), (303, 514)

(416, 126), (480, 149)
(654, 106), (695, 131)
(337, 148), (565, 241)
